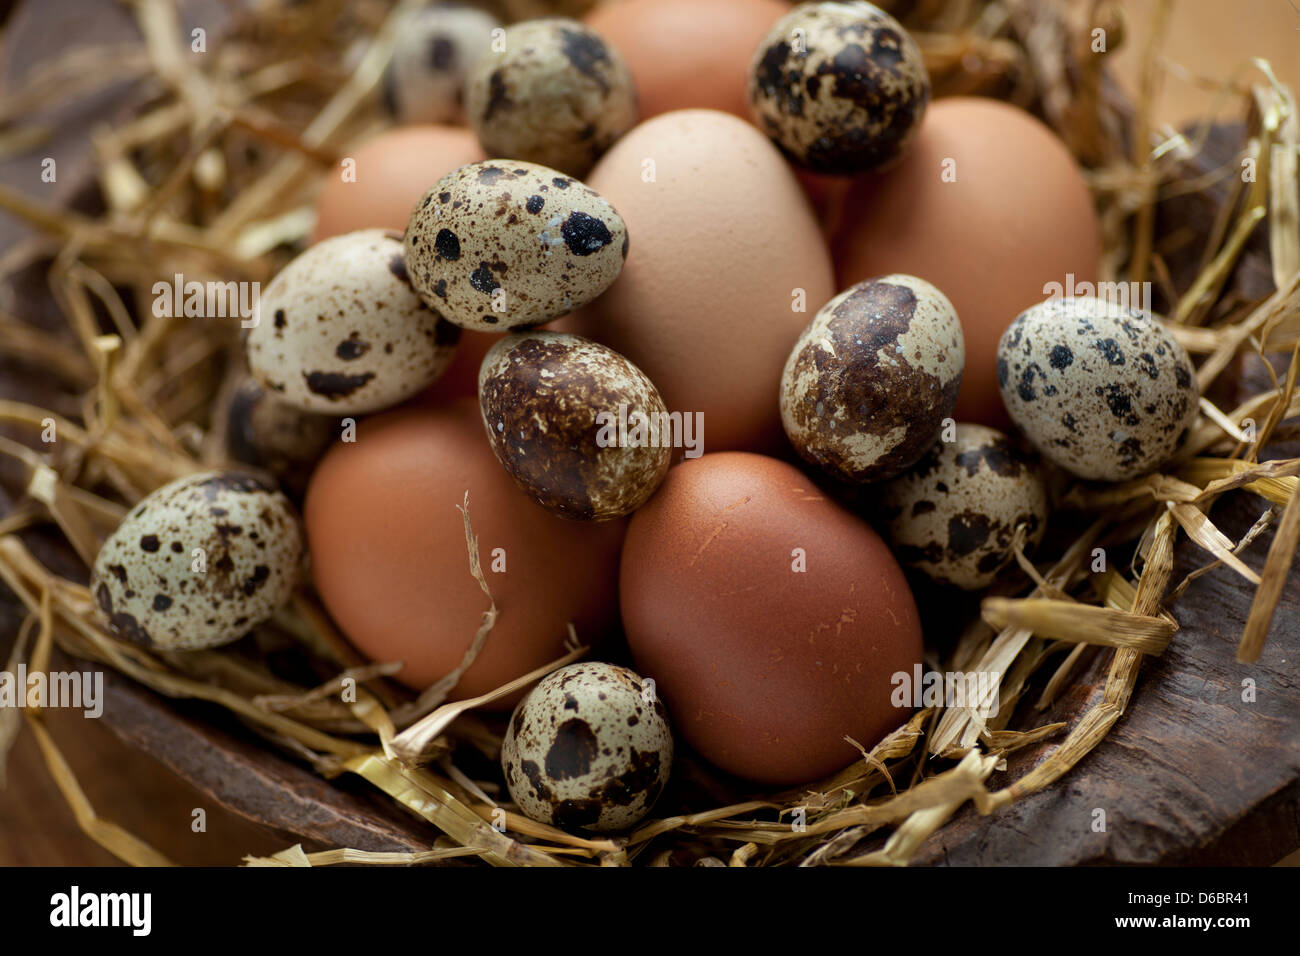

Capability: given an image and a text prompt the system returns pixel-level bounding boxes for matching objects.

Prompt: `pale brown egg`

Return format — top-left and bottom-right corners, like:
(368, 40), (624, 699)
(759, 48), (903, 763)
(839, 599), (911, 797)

(565, 109), (835, 453)
(585, 0), (790, 121)
(312, 126), (485, 243)
(620, 451), (923, 785)
(304, 401), (625, 700)
(831, 97), (1101, 428)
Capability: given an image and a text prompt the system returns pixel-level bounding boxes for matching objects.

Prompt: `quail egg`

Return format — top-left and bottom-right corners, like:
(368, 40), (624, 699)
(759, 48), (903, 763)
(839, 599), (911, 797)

(91, 471), (304, 651)
(997, 295), (1200, 481)
(748, 1), (929, 173)
(226, 377), (338, 498)
(465, 18), (636, 176)
(479, 330), (671, 520)
(246, 230), (460, 414)
(404, 160), (627, 331)
(880, 424), (1048, 590)
(385, 3), (501, 125)
(780, 274), (964, 483)
(501, 662), (673, 832)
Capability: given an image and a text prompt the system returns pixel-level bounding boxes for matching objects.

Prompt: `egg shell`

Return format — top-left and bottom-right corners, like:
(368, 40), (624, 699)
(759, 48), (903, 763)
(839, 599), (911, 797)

(620, 451), (922, 785)
(226, 378), (338, 498)
(501, 662), (673, 831)
(831, 96), (1102, 427)
(465, 18), (636, 176)
(90, 471), (303, 651)
(748, 1), (928, 173)
(997, 296), (1200, 481)
(563, 109), (835, 453)
(404, 160), (628, 332)
(780, 274), (963, 483)
(584, 0), (791, 121)
(479, 331), (671, 520)
(386, 5), (500, 125)
(311, 126), (485, 243)
(880, 424), (1048, 590)
(304, 401), (626, 700)
(247, 230), (460, 414)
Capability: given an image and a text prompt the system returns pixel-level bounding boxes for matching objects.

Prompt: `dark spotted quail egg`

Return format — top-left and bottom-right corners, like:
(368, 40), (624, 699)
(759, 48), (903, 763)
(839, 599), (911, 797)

(226, 377), (338, 498)
(246, 230), (460, 414)
(405, 160), (628, 331)
(90, 471), (304, 651)
(780, 274), (964, 483)
(880, 424), (1048, 590)
(386, 4), (500, 125)
(748, 1), (929, 173)
(465, 18), (636, 176)
(997, 295), (1200, 481)
(478, 330), (670, 520)
(501, 662), (673, 832)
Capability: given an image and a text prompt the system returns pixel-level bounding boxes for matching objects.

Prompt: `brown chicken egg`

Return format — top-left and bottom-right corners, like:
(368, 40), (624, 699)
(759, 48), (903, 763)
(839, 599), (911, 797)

(585, 0), (791, 121)
(564, 109), (835, 453)
(304, 401), (625, 699)
(312, 126), (485, 243)
(832, 97), (1102, 427)
(620, 451), (923, 785)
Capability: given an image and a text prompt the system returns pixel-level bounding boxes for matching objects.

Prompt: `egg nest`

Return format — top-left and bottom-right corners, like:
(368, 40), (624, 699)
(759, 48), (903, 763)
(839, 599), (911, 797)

(0, 0), (1297, 867)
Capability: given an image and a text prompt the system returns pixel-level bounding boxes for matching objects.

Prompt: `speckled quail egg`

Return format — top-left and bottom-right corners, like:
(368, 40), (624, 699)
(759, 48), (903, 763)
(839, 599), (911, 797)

(385, 4), (501, 125)
(246, 230), (460, 414)
(501, 662), (673, 832)
(226, 377), (338, 498)
(465, 18), (636, 176)
(404, 160), (627, 331)
(880, 424), (1048, 590)
(90, 471), (304, 651)
(780, 274), (964, 483)
(748, 1), (929, 173)
(479, 330), (670, 520)
(997, 295), (1200, 481)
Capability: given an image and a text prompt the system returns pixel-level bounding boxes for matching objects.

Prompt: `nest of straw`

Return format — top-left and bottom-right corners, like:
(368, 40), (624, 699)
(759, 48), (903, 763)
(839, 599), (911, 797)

(0, 0), (1297, 866)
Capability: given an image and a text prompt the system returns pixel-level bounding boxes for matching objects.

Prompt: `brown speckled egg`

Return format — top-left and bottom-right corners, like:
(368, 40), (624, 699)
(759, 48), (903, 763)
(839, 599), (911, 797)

(405, 160), (627, 332)
(386, 4), (500, 125)
(501, 662), (673, 832)
(997, 296), (1200, 481)
(226, 378), (338, 497)
(880, 424), (1048, 590)
(748, 1), (929, 173)
(247, 230), (460, 414)
(479, 330), (670, 520)
(90, 471), (303, 651)
(780, 274), (964, 484)
(465, 18), (636, 176)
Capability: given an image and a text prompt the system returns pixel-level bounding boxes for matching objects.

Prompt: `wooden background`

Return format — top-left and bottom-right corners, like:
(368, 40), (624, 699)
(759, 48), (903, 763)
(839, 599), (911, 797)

(1, 0), (1299, 866)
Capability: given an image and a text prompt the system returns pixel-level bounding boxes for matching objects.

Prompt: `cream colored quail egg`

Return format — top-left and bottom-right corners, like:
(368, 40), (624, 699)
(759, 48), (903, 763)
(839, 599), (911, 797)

(501, 662), (673, 832)
(997, 295), (1200, 481)
(246, 230), (460, 414)
(90, 471), (303, 651)
(404, 160), (627, 331)
(880, 424), (1048, 590)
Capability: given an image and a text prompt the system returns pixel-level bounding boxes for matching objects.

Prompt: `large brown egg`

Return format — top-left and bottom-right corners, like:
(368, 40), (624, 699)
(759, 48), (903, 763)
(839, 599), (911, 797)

(585, 0), (790, 121)
(831, 97), (1101, 428)
(312, 126), (484, 242)
(305, 401), (625, 700)
(620, 452), (922, 785)
(564, 109), (835, 453)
